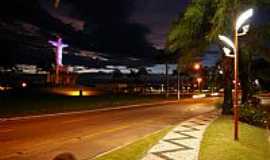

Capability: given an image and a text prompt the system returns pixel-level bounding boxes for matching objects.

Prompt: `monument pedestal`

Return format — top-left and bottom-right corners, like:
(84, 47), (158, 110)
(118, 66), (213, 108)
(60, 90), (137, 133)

(47, 66), (77, 86)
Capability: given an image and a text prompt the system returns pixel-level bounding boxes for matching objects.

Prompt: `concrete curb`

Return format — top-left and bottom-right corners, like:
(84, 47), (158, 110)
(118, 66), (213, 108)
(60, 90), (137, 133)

(0, 100), (179, 122)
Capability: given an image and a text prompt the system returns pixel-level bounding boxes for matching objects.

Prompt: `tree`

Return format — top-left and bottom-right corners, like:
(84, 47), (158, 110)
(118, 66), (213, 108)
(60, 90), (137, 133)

(238, 23), (270, 103)
(166, 0), (270, 114)
(136, 67), (148, 83)
(135, 67), (149, 94)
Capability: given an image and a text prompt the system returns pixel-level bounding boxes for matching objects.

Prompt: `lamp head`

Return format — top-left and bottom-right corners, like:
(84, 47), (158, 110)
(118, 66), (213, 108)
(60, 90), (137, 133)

(236, 8), (254, 31)
(218, 35), (236, 53)
(222, 47), (235, 58)
(238, 24), (250, 36)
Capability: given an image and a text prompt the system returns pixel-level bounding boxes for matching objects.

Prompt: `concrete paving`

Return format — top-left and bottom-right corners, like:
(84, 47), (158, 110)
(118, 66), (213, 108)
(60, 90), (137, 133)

(143, 111), (220, 160)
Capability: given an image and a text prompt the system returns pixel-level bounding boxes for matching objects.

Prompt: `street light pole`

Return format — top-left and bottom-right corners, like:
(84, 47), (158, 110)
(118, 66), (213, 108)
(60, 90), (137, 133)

(219, 8), (254, 141)
(233, 20), (239, 141)
(177, 69), (180, 100)
(197, 77), (202, 93)
(198, 80), (200, 92)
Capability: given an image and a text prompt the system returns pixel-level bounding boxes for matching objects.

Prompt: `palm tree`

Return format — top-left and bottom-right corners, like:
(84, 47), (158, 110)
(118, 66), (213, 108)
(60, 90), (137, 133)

(166, 0), (270, 114)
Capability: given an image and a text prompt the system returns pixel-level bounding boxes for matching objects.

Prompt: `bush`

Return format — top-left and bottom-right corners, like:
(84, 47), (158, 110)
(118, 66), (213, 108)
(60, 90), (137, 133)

(240, 103), (268, 128)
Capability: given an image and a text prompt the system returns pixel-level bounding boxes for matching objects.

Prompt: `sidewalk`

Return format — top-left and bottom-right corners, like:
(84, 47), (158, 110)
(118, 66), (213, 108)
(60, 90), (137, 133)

(143, 111), (220, 160)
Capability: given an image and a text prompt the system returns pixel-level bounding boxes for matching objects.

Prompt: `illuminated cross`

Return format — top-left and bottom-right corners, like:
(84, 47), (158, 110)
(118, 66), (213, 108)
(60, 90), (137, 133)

(48, 37), (68, 66)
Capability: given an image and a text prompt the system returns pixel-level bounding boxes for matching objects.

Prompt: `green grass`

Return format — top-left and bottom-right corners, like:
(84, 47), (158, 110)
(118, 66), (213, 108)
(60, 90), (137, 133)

(94, 127), (172, 160)
(0, 93), (173, 118)
(199, 116), (270, 160)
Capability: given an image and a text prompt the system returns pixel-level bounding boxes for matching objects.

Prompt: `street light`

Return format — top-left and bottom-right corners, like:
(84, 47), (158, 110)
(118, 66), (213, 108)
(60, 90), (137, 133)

(218, 8), (254, 141)
(193, 63), (202, 93)
(194, 63), (200, 70)
(236, 9), (254, 31)
(218, 35), (236, 56)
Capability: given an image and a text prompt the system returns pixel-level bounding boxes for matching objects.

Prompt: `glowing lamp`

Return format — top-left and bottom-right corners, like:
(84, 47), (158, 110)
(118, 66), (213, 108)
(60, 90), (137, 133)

(21, 82), (27, 88)
(194, 63), (200, 70)
(236, 9), (254, 31)
(218, 35), (236, 55)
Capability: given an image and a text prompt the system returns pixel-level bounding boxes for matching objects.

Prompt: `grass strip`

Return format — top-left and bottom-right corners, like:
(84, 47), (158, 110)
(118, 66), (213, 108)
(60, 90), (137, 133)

(199, 116), (270, 160)
(94, 127), (173, 160)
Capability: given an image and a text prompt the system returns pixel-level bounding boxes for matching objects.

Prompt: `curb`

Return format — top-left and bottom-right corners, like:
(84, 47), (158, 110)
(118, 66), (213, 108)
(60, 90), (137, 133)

(0, 100), (179, 122)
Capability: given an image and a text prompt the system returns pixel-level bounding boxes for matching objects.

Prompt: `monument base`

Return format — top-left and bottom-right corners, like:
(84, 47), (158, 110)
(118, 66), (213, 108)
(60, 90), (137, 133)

(47, 66), (78, 86)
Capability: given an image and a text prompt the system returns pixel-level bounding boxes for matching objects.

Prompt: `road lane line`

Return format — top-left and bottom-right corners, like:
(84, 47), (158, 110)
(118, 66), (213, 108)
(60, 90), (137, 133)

(61, 119), (86, 124)
(0, 100), (180, 122)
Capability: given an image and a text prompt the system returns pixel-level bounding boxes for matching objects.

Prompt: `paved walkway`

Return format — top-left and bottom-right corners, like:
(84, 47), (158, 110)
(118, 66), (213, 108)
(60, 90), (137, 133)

(143, 111), (220, 160)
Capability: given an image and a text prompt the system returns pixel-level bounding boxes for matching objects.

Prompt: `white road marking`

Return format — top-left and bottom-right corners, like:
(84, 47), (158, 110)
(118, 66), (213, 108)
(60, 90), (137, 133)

(0, 101), (178, 122)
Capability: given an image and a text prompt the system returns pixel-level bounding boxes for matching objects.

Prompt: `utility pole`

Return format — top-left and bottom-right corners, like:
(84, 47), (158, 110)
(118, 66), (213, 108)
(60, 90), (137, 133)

(165, 63), (169, 98)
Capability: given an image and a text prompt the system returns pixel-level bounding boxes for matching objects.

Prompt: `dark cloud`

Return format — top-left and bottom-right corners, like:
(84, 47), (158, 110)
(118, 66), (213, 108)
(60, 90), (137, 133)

(66, 0), (134, 26)
(131, 0), (190, 48)
(0, 0), (159, 67)
(64, 0), (154, 57)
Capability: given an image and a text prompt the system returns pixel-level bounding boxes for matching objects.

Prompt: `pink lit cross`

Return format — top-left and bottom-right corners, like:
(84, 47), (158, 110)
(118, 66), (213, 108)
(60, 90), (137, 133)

(49, 37), (68, 66)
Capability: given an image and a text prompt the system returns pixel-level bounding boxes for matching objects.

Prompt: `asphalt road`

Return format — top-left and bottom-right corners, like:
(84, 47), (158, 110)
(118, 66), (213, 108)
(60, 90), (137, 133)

(0, 97), (221, 160)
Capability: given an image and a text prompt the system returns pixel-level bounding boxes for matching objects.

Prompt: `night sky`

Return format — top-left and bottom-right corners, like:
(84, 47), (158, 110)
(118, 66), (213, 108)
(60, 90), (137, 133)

(0, 0), (217, 72)
(130, 0), (190, 48)
(43, 0), (189, 48)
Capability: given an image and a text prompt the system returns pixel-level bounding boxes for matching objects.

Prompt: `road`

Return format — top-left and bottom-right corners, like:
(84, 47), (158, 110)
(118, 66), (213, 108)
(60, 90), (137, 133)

(0, 97), (221, 160)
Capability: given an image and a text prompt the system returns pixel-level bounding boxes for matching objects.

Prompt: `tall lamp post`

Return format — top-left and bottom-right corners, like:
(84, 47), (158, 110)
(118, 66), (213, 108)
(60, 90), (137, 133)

(197, 77), (202, 92)
(177, 68), (180, 100)
(219, 8), (254, 140)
